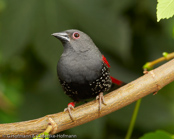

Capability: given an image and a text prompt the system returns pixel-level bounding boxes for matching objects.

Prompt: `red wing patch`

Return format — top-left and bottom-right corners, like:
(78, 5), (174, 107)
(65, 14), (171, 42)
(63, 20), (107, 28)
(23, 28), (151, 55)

(110, 76), (123, 86)
(102, 55), (123, 86)
(102, 55), (110, 68)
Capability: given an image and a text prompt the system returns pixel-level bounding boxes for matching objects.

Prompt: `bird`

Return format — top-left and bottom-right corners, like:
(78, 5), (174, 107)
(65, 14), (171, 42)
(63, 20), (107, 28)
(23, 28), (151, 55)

(52, 29), (125, 121)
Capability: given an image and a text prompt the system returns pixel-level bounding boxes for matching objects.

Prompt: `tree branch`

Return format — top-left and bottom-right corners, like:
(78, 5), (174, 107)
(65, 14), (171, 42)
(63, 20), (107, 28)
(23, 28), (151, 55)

(1, 59), (174, 138)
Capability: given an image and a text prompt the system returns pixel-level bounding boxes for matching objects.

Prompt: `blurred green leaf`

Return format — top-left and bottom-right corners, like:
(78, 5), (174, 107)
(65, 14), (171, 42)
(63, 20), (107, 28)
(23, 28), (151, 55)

(140, 130), (173, 139)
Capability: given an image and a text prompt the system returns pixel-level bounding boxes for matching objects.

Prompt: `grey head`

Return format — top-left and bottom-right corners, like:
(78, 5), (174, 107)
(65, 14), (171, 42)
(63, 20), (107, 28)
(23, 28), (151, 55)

(52, 29), (103, 83)
(52, 29), (98, 53)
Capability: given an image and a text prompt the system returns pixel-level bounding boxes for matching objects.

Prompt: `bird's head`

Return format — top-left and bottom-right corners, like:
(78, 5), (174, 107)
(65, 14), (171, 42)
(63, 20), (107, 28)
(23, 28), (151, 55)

(52, 29), (95, 52)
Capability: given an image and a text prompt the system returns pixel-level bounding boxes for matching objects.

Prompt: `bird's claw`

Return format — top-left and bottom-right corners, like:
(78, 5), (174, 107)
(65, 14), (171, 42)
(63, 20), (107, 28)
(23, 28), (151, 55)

(96, 92), (106, 113)
(64, 103), (75, 121)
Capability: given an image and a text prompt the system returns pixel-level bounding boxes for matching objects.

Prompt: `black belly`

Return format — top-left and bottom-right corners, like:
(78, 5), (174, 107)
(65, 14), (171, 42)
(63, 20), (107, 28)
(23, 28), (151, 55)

(59, 63), (112, 101)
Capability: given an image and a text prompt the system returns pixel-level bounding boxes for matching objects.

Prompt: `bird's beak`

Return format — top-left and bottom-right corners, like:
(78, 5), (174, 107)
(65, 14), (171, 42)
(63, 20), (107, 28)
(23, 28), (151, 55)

(51, 32), (70, 42)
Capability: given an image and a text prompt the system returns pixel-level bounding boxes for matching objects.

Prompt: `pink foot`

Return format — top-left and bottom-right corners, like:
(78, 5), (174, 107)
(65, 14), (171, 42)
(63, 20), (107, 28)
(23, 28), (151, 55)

(96, 92), (106, 112)
(64, 102), (76, 121)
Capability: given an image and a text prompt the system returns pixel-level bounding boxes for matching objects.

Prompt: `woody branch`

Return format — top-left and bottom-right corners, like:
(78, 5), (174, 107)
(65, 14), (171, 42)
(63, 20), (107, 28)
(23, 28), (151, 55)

(0, 59), (174, 138)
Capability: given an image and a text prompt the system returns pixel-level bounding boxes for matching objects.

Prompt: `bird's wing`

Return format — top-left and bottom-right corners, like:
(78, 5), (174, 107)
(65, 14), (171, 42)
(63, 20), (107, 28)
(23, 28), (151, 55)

(102, 55), (125, 86)
(102, 55), (110, 68)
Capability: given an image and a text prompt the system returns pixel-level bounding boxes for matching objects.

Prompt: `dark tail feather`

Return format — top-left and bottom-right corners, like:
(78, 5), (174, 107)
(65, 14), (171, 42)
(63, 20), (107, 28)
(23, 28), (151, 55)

(110, 76), (126, 91)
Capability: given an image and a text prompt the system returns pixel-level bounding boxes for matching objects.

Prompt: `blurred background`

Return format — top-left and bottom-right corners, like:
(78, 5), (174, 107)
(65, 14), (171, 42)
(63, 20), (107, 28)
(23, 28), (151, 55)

(0, 0), (174, 138)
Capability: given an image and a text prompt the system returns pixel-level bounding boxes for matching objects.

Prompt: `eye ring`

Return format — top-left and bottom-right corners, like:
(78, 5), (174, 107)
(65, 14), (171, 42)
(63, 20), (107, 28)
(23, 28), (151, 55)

(73, 32), (80, 39)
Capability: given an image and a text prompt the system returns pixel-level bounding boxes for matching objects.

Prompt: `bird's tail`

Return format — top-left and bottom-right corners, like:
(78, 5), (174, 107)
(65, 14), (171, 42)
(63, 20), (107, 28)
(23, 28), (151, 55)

(110, 76), (126, 91)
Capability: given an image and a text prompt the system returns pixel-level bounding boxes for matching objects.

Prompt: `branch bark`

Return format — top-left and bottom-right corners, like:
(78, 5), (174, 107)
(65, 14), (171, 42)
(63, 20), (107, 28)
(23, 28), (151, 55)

(0, 59), (174, 138)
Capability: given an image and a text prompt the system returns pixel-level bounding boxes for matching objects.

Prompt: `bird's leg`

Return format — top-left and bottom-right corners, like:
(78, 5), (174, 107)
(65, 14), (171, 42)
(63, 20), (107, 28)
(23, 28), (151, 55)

(96, 92), (106, 112)
(64, 102), (76, 121)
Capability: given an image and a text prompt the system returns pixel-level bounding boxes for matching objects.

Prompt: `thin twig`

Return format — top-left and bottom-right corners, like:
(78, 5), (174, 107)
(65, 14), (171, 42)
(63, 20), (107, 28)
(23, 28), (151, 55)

(143, 52), (174, 70)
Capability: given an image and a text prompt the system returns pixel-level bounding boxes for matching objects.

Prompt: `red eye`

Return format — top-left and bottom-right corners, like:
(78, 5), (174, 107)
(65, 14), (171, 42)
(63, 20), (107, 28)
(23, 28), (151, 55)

(73, 32), (80, 39)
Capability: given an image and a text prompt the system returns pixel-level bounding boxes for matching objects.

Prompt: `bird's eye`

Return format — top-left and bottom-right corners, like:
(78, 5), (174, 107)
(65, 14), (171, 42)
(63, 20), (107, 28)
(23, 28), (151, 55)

(73, 32), (80, 39)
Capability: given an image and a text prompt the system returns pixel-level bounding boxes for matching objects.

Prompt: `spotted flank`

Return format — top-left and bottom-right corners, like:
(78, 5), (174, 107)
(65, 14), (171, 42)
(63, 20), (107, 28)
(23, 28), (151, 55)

(59, 63), (112, 101)
(89, 63), (112, 95)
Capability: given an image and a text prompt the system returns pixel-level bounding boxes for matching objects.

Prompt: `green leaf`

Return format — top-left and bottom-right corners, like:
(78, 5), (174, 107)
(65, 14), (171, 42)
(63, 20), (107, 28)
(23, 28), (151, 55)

(157, 0), (174, 22)
(140, 130), (173, 139)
